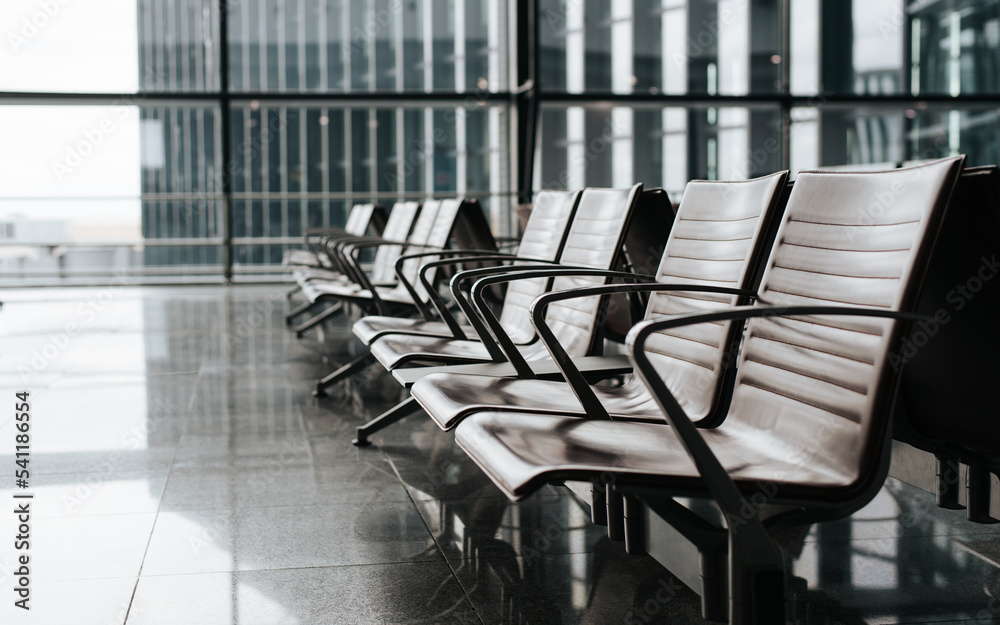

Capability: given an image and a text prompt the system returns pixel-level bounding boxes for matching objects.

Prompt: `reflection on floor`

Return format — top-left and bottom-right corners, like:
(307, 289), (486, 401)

(0, 285), (997, 625)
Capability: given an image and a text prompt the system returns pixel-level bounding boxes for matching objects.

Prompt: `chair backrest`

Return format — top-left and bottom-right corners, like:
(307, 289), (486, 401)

(343, 204), (373, 236)
(496, 190), (581, 344)
(638, 172), (789, 423)
(450, 199), (498, 254)
(345, 203), (388, 237)
(603, 187), (677, 339)
(370, 201), (423, 285)
(539, 184), (645, 357)
(722, 157), (962, 495)
(383, 198), (467, 302)
(896, 165), (1000, 460)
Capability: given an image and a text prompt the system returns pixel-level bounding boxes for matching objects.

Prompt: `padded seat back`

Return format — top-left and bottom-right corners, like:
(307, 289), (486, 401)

(450, 199), (498, 254)
(386, 198), (467, 302)
(496, 190), (581, 344)
(542, 185), (643, 357)
(603, 188), (676, 339)
(896, 166), (1000, 460)
(343, 203), (371, 236)
(723, 158), (963, 491)
(370, 201), (422, 285)
(344, 203), (387, 237)
(640, 172), (788, 422)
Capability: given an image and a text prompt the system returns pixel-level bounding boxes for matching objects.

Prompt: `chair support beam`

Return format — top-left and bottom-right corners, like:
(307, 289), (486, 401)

(353, 396), (421, 447)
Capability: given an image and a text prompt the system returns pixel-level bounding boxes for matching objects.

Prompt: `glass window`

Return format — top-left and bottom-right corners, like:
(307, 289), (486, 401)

(1, 0), (141, 93)
(537, 102), (782, 200)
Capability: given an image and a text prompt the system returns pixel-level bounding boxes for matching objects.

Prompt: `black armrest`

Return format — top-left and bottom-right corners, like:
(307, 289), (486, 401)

(317, 232), (381, 271)
(468, 268), (658, 378)
(625, 304), (930, 598)
(336, 238), (420, 313)
(442, 262), (580, 362)
(414, 253), (566, 338)
(528, 282), (755, 419)
(389, 249), (517, 322)
(330, 235), (411, 281)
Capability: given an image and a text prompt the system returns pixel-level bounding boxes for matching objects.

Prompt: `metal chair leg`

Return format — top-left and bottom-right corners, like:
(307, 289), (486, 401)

(292, 302), (343, 338)
(314, 351), (375, 397)
(285, 299), (315, 325)
(353, 396), (421, 447)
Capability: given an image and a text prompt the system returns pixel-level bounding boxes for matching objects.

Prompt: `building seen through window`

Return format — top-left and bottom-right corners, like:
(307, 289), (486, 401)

(0, 0), (997, 284)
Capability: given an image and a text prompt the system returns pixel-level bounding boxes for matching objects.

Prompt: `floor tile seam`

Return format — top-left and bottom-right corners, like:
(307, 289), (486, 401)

(136, 560), (455, 579)
(0, 510), (161, 522)
(138, 556), (448, 579)
(382, 443), (488, 625)
(124, 421), (188, 625)
(800, 528), (1000, 545)
(153, 497), (419, 514)
(150, 483), (418, 514)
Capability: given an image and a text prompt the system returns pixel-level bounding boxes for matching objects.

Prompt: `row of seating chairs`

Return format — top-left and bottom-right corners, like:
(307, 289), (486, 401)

(281, 156), (996, 623)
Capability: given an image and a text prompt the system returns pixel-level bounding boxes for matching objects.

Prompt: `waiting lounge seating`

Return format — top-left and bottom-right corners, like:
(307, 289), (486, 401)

(409, 171), (790, 431)
(305, 198), (497, 395)
(366, 185), (670, 373)
(452, 156), (965, 623)
(348, 184), (672, 445)
(893, 165), (1000, 522)
(281, 202), (387, 269)
(284, 201), (421, 332)
(351, 190), (582, 345)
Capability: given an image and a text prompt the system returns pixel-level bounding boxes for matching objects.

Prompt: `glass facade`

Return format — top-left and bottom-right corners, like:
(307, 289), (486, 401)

(1, 0), (998, 284)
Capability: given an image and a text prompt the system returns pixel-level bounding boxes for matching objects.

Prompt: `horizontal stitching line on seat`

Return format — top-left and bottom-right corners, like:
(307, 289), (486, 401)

(644, 347), (715, 371)
(740, 380), (861, 423)
(750, 333), (876, 364)
(665, 255), (746, 262)
(772, 264), (901, 280)
(659, 273), (739, 283)
(782, 241), (911, 253)
(679, 215), (760, 223)
(761, 315), (886, 338)
(787, 217), (921, 227)
(744, 354), (868, 395)
(673, 235), (753, 242)
(653, 292), (736, 305)
(648, 329), (721, 348)
(763, 288), (892, 308)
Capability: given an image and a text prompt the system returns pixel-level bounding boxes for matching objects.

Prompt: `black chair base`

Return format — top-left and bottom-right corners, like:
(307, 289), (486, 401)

(284, 299), (315, 325)
(352, 396), (421, 446)
(293, 302), (343, 338)
(314, 351), (375, 397)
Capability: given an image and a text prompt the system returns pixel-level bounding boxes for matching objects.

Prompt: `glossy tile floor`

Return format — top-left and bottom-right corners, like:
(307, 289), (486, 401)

(1, 285), (999, 624)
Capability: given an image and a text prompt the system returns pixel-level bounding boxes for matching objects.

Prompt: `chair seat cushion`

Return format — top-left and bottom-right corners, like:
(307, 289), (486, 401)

(301, 280), (366, 303)
(293, 266), (347, 283)
(371, 334), (551, 370)
(282, 249), (320, 267)
(353, 317), (467, 344)
(370, 335), (495, 369)
(454, 411), (857, 501)
(411, 373), (663, 430)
